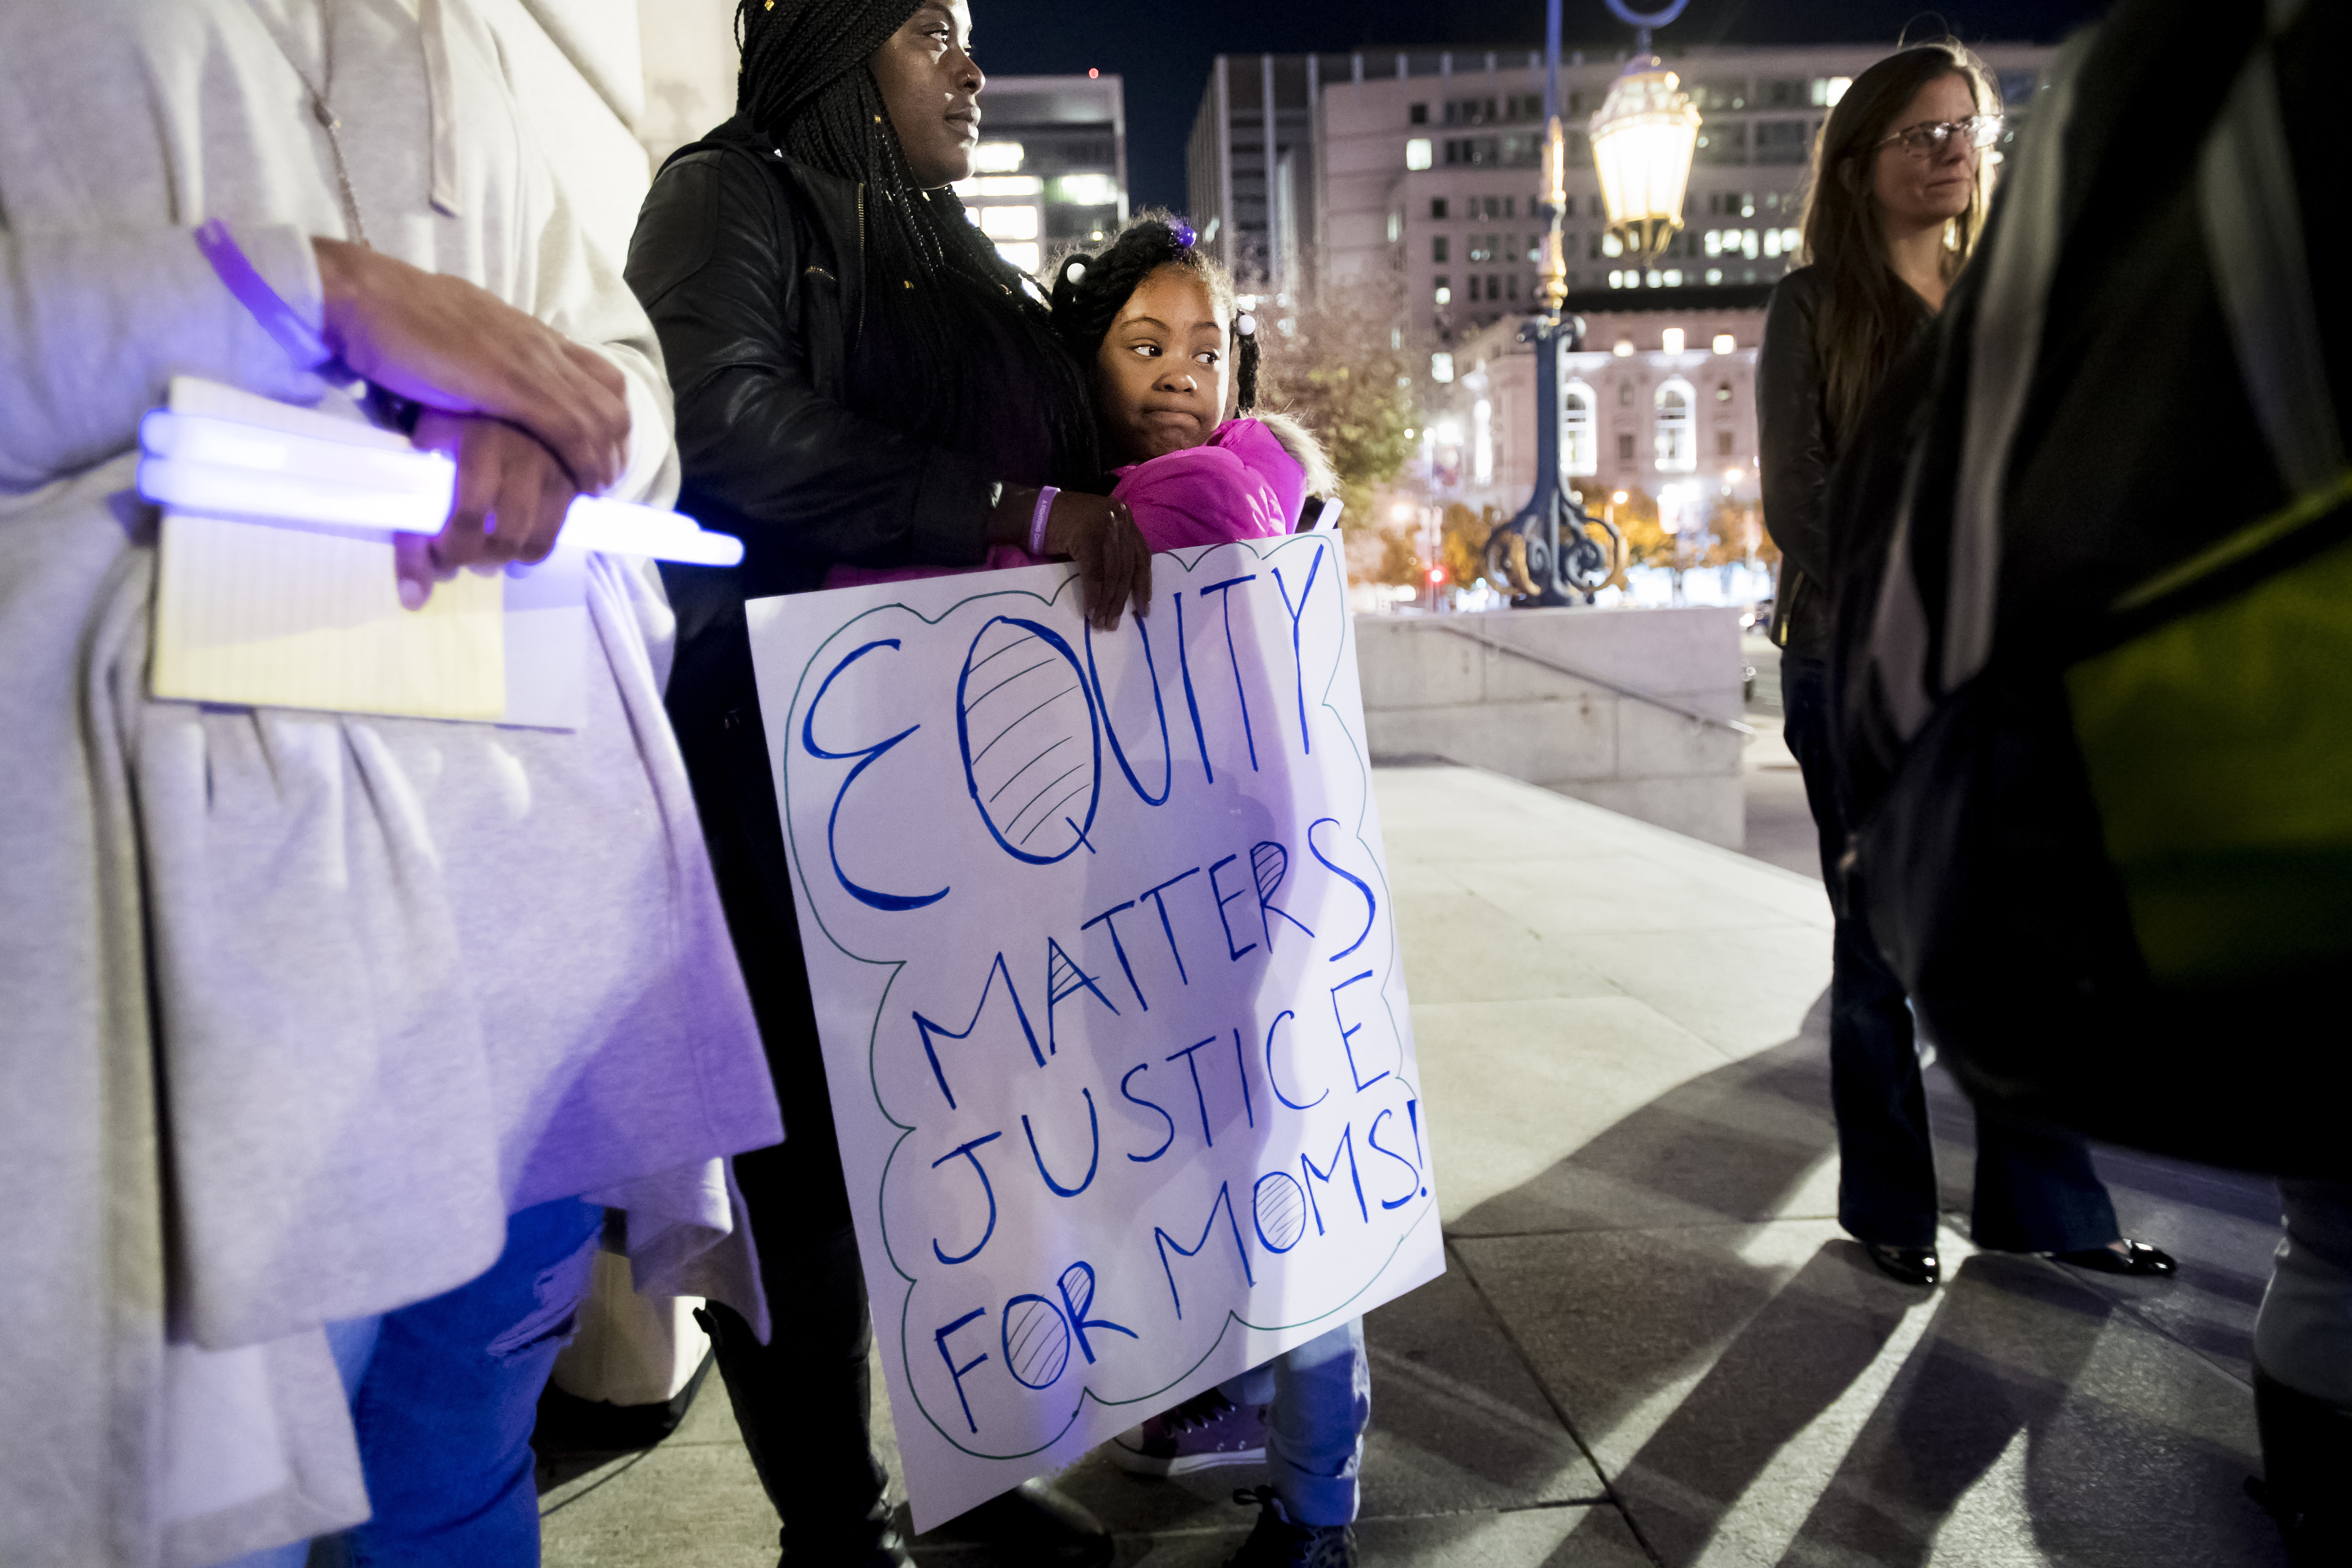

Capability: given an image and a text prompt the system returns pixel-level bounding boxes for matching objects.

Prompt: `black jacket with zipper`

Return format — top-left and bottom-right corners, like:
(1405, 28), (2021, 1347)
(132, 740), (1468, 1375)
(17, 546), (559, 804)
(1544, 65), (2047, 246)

(1757, 265), (1931, 656)
(624, 114), (1004, 754)
(622, 118), (1010, 1141)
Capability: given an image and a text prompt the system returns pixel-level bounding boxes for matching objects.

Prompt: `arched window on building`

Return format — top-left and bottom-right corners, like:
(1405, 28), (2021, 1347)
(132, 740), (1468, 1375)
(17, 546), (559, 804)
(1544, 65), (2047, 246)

(1561, 380), (1597, 476)
(1654, 378), (1697, 473)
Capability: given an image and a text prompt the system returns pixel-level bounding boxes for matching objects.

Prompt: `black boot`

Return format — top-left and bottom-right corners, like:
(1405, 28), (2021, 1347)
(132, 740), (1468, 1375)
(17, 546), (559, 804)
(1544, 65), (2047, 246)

(704, 1224), (908, 1568)
(2250, 1365), (2352, 1567)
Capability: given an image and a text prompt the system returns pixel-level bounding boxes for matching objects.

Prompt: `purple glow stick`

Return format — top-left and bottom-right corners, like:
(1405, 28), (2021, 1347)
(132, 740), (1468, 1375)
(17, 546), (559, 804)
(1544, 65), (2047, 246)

(192, 217), (335, 372)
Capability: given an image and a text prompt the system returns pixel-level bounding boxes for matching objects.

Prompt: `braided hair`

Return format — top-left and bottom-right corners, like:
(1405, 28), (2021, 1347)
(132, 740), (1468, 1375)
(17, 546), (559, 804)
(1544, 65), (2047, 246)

(735, 0), (1096, 485)
(1047, 215), (1260, 414)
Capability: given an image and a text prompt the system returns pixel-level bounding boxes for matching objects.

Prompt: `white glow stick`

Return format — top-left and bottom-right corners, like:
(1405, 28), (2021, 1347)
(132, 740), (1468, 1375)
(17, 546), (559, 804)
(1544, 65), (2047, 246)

(139, 454), (744, 567)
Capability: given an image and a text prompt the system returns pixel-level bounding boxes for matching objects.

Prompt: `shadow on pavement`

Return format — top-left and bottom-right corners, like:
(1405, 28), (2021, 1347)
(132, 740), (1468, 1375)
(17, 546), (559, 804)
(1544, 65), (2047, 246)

(1451, 995), (2290, 1568)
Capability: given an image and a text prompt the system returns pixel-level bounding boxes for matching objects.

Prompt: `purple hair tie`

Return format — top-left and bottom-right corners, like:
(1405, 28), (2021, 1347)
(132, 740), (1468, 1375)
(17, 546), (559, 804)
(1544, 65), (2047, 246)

(1170, 219), (1196, 250)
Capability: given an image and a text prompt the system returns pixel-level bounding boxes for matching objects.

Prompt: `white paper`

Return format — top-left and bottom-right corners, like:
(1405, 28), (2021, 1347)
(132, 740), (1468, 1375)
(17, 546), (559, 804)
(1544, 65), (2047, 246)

(746, 534), (1443, 1530)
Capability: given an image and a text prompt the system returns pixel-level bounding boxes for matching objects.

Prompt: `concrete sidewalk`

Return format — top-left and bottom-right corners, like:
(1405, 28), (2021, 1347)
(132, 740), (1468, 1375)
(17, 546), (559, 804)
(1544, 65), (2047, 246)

(541, 764), (2289, 1567)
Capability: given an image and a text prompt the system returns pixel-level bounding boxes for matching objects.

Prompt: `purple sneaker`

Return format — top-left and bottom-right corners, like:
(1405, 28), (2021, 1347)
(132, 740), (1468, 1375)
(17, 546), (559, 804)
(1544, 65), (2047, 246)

(1108, 1388), (1268, 1477)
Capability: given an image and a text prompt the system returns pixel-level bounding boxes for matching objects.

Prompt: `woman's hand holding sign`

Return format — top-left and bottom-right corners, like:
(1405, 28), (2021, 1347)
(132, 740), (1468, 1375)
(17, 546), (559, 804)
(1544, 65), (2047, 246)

(993, 486), (1153, 633)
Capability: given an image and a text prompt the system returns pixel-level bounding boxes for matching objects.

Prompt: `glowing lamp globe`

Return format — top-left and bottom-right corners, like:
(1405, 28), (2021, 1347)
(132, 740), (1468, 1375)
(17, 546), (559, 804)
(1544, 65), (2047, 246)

(1587, 57), (1700, 262)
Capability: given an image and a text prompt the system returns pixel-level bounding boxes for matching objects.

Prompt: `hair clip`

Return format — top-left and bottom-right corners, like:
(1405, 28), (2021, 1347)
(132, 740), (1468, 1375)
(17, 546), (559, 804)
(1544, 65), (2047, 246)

(1236, 312), (1257, 338)
(1066, 260), (1087, 283)
(1170, 219), (1197, 250)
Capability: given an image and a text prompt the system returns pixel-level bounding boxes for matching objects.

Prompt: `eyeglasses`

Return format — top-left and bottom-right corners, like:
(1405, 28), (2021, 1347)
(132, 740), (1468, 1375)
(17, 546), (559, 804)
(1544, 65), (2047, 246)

(1875, 115), (2004, 159)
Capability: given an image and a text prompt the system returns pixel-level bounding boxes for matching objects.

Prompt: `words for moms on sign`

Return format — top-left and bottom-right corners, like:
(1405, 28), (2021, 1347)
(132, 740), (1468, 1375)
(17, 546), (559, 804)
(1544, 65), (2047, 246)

(746, 535), (1442, 1529)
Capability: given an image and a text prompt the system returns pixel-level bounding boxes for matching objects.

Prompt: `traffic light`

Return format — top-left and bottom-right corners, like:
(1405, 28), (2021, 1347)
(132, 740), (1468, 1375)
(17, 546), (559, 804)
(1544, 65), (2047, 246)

(1427, 565), (1448, 586)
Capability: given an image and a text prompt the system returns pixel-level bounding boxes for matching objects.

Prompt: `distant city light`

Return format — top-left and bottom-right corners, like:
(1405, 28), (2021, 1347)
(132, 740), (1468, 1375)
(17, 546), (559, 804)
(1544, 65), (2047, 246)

(1613, 339), (1634, 357)
(1392, 502), (1416, 522)
(953, 174), (1042, 198)
(1661, 328), (1685, 354)
(1433, 420), (1463, 446)
(1405, 137), (1433, 171)
(979, 204), (1039, 241)
(1058, 173), (1119, 206)
(971, 141), (1025, 173)
(1712, 333), (1736, 354)
(1431, 352), (1455, 384)
(995, 241), (1040, 275)
(1611, 490), (1629, 504)
(1088, 67), (1100, 79)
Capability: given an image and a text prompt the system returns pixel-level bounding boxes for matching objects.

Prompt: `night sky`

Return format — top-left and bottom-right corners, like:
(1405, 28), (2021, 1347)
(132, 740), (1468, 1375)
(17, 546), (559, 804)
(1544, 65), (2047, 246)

(973, 0), (2115, 212)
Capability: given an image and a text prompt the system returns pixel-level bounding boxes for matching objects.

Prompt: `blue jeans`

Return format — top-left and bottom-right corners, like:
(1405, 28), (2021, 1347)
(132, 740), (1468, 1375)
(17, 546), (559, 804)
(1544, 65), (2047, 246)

(1220, 1319), (1370, 1527)
(1780, 653), (2119, 1253)
(219, 1198), (603, 1568)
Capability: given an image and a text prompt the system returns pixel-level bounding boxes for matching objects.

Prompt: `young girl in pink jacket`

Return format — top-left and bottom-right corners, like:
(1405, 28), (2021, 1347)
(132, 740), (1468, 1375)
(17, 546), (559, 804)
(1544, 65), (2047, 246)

(1054, 217), (1364, 1568)
(829, 215), (1361, 1566)
(827, 216), (1334, 591)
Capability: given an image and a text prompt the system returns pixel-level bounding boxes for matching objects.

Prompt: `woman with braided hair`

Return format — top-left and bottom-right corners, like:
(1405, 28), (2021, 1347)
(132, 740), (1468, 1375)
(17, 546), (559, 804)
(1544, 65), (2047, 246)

(622, 2), (1138, 1563)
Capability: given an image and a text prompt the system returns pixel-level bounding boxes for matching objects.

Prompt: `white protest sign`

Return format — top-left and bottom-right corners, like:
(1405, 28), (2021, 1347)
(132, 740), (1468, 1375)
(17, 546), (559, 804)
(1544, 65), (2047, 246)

(745, 533), (1442, 1529)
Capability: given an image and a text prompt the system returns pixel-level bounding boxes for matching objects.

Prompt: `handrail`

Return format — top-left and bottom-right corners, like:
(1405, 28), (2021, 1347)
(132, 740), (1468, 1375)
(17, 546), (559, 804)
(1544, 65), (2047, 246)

(1414, 619), (1755, 736)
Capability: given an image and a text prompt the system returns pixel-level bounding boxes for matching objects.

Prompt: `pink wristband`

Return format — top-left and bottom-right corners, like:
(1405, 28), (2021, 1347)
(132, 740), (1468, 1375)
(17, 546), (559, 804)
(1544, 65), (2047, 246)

(1028, 485), (1060, 556)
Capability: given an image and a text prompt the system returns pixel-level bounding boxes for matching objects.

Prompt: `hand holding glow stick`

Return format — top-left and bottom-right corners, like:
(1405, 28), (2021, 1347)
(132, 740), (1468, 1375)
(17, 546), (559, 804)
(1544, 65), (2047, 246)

(138, 406), (743, 568)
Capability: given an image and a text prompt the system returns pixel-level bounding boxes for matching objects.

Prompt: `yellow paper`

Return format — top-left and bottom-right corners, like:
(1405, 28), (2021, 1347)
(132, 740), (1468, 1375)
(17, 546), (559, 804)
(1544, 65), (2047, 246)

(152, 511), (506, 721)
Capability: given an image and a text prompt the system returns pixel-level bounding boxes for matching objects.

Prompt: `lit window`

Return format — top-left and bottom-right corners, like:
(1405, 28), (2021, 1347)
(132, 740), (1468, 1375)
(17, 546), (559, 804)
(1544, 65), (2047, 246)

(979, 204), (1039, 241)
(1602, 231), (1624, 258)
(1473, 398), (1493, 484)
(1431, 351), (1455, 383)
(1561, 381), (1598, 476)
(1058, 173), (1119, 206)
(995, 241), (1040, 275)
(972, 141), (1025, 173)
(1612, 339), (1633, 357)
(1663, 271), (1682, 287)
(1406, 138), (1434, 171)
(1434, 279), (1452, 305)
(1705, 268), (1724, 285)
(1712, 333), (1736, 354)
(952, 174), (1043, 198)
(1715, 380), (1733, 401)
(1655, 378), (1697, 473)
(1661, 328), (1685, 354)
(1388, 212), (1402, 242)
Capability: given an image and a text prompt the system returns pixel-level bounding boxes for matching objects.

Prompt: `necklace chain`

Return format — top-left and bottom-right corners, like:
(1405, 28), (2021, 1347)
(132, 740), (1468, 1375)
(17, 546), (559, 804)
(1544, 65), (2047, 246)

(248, 0), (370, 247)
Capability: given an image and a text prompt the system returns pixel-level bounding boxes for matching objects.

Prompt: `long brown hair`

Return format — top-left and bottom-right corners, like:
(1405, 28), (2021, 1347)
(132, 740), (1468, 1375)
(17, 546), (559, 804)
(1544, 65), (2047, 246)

(1797, 41), (1995, 439)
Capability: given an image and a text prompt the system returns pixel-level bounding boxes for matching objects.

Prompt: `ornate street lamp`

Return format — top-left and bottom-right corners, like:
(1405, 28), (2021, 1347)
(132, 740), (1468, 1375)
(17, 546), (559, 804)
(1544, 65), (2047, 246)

(1587, 0), (1701, 262)
(1483, 0), (1700, 608)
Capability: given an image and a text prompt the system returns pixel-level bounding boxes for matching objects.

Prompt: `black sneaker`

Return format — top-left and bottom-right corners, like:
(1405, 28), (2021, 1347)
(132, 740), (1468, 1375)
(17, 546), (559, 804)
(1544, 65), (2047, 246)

(1223, 1485), (1356, 1568)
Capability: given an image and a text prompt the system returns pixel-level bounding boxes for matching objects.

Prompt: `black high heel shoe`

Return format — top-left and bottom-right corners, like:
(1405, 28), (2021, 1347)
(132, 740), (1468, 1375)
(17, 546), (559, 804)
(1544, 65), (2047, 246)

(1862, 1242), (1940, 1287)
(2051, 1239), (2177, 1277)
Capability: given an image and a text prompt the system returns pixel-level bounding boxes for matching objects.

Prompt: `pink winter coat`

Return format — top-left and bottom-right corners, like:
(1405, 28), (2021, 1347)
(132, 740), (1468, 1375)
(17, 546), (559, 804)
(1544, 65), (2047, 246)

(824, 417), (1304, 589)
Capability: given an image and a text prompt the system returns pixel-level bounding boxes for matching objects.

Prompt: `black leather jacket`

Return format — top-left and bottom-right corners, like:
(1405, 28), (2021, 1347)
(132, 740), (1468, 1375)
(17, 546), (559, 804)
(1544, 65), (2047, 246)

(624, 117), (1004, 750)
(1757, 265), (1930, 655)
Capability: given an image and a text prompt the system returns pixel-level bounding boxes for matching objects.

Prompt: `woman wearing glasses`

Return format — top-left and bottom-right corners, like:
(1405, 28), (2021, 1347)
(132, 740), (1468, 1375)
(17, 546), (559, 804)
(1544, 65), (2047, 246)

(1757, 41), (2174, 1289)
